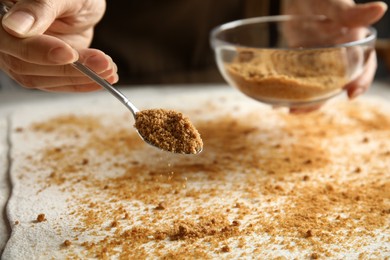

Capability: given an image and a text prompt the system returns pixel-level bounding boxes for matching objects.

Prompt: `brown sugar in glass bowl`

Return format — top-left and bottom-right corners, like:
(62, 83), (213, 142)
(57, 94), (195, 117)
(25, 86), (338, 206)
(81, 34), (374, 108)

(210, 15), (377, 109)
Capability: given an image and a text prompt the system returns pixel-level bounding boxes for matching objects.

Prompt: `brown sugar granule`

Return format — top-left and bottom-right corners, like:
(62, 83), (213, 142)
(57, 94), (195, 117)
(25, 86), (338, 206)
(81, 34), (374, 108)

(221, 245), (231, 253)
(227, 48), (348, 102)
(63, 240), (72, 247)
(234, 202), (242, 208)
(14, 220), (19, 225)
(311, 253), (319, 259)
(325, 184), (334, 192)
(274, 185), (284, 192)
(304, 229), (313, 238)
(111, 220), (118, 228)
(81, 158), (89, 165)
(231, 220), (240, 226)
(304, 159), (312, 165)
(172, 224), (193, 240)
(155, 202), (167, 210)
(36, 213), (46, 222)
(134, 109), (203, 154)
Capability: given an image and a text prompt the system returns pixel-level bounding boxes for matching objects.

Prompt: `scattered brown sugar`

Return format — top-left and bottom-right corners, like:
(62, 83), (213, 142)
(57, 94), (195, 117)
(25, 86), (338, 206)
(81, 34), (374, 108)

(111, 220), (119, 228)
(304, 229), (313, 238)
(18, 99), (390, 258)
(63, 240), (72, 247)
(154, 202), (167, 210)
(81, 158), (89, 165)
(231, 220), (240, 226)
(36, 213), (46, 222)
(221, 245), (231, 253)
(134, 109), (203, 154)
(227, 48), (348, 102)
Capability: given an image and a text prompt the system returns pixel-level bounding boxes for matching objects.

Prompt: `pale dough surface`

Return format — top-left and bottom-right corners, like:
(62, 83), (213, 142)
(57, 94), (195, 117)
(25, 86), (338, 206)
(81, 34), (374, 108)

(0, 86), (389, 259)
(0, 118), (10, 253)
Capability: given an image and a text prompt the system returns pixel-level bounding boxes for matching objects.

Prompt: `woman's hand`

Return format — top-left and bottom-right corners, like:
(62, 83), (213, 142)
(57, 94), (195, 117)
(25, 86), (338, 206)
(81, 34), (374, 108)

(283, 0), (387, 113)
(0, 0), (118, 92)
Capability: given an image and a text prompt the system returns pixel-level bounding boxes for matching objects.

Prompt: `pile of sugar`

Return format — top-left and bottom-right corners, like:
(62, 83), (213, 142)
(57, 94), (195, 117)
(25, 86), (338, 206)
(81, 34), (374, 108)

(227, 48), (349, 101)
(134, 109), (203, 154)
(12, 99), (390, 258)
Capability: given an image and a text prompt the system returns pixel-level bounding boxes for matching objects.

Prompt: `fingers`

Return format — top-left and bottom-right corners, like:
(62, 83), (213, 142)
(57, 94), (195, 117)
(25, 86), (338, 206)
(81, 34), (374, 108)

(284, 0), (388, 28)
(346, 51), (377, 99)
(1, 48), (119, 92)
(37, 84), (104, 93)
(36, 76), (118, 93)
(0, 53), (78, 76)
(2, 0), (60, 37)
(0, 48), (116, 76)
(327, 1), (388, 27)
(43, 68), (118, 93)
(1, 0), (106, 38)
(0, 12), (119, 93)
(0, 26), (79, 65)
(79, 49), (117, 75)
(9, 67), (117, 89)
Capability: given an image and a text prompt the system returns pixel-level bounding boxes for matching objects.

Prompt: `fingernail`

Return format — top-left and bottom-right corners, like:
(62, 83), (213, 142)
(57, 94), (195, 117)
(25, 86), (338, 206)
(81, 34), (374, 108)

(85, 55), (108, 73)
(48, 47), (78, 64)
(378, 2), (388, 11)
(3, 11), (35, 36)
(112, 73), (119, 83)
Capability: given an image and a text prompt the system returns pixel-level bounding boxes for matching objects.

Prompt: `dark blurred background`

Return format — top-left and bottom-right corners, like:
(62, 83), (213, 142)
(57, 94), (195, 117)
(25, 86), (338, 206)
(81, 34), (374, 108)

(0, 1), (388, 90)
(91, 0), (389, 85)
(356, 0), (390, 77)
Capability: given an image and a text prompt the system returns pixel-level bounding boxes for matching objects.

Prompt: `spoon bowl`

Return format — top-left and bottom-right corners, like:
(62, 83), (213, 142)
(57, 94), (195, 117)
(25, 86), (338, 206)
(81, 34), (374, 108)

(72, 62), (203, 155)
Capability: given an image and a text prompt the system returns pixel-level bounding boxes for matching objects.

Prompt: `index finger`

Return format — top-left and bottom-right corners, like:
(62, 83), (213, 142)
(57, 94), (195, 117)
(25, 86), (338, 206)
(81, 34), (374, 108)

(329, 1), (387, 27)
(0, 25), (78, 65)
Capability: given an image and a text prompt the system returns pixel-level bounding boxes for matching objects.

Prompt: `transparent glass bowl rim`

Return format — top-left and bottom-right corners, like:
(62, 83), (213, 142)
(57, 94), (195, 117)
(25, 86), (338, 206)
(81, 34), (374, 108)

(210, 15), (377, 50)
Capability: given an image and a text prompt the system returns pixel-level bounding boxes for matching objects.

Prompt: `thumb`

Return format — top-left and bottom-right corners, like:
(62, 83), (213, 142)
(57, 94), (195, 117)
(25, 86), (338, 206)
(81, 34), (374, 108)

(2, 0), (58, 38)
(334, 1), (388, 27)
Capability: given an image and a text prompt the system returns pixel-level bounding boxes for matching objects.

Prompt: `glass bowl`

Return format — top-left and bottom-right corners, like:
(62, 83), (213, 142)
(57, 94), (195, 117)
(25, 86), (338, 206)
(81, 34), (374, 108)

(210, 15), (377, 108)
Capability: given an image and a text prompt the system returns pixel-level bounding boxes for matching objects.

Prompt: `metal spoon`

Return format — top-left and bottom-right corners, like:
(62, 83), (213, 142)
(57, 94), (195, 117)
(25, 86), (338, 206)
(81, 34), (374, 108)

(72, 62), (202, 155)
(71, 61), (139, 117)
(0, 1), (202, 154)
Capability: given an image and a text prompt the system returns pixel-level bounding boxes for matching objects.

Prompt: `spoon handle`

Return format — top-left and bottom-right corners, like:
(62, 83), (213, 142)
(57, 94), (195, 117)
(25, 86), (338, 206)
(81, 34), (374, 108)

(72, 61), (139, 116)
